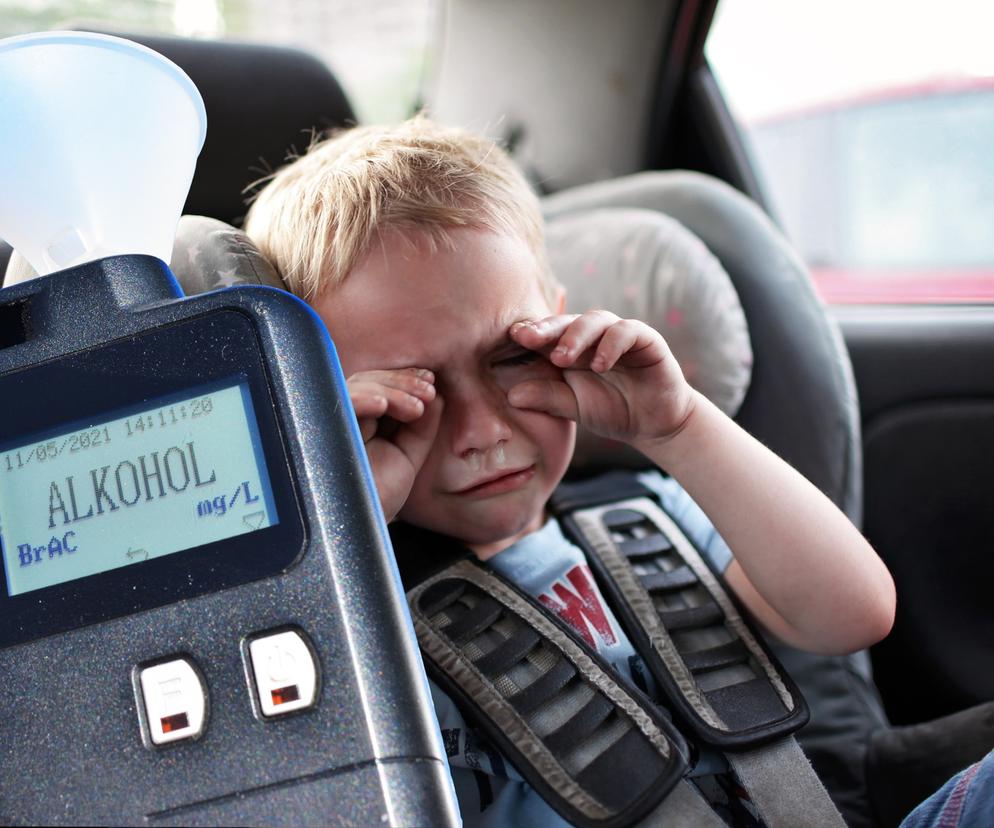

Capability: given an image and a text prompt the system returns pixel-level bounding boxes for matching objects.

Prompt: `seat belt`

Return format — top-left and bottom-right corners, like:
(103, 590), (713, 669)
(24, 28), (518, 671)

(391, 471), (845, 827)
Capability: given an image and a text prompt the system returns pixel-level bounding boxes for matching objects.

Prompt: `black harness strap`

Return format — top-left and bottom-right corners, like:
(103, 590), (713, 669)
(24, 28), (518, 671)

(550, 471), (809, 750)
(403, 557), (689, 828)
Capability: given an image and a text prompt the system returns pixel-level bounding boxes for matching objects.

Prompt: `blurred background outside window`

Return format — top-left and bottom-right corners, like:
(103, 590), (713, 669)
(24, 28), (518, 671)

(0, 0), (439, 123)
(5, 0), (993, 304)
(707, 0), (994, 304)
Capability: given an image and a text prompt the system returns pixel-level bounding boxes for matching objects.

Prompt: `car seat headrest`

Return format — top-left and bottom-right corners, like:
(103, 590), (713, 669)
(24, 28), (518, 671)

(68, 27), (355, 226)
(0, 215), (286, 292)
(168, 215), (285, 292)
(548, 208), (752, 469)
(544, 171), (861, 522)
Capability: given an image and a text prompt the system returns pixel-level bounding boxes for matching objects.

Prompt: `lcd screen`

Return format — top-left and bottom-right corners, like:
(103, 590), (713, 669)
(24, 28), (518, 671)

(0, 379), (279, 597)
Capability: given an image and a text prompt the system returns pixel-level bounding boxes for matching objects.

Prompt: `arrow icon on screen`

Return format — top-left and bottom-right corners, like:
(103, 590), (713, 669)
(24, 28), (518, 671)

(243, 512), (265, 531)
(126, 547), (148, 561)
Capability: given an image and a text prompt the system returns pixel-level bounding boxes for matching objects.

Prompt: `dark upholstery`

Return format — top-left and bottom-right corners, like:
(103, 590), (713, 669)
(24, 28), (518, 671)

(71, 27), (356, 225)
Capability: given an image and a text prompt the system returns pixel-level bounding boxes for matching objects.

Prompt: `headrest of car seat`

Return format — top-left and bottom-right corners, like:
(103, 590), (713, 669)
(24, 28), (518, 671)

(165, 211), (751, 471)
(547, 208), (752, 469)
(544, 171), (862, 523)
(0, 215), (286, 291)
(68, 26), (355, 226)
(168, 215), (285, 292)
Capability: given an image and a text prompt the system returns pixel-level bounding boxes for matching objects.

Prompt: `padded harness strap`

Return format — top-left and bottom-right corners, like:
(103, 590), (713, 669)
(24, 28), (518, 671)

(552, 472), (844, 826)
(560, 496), (808, 747)
(407, 559), (692, 828)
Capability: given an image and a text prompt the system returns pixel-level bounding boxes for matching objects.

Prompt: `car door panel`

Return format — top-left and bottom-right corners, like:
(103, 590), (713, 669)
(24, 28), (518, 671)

(836, 306), (994, 725)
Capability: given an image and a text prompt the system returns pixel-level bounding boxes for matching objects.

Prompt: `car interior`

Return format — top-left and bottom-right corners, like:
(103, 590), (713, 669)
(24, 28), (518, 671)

(1, 2), (992, 826)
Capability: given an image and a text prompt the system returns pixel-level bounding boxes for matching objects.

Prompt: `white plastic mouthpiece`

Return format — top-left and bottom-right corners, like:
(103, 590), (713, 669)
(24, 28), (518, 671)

(0, 31), (207, 277)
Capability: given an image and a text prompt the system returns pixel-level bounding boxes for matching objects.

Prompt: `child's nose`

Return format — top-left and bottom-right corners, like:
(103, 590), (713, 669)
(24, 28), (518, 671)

(448, 387), (514, 458)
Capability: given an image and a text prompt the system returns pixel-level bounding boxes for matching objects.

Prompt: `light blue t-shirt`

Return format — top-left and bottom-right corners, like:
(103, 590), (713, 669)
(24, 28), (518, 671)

(433, 470), (734, 828)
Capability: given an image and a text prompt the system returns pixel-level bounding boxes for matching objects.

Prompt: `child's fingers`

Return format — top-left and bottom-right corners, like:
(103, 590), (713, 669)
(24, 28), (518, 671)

(510, 311), (619, 366)
(356, 416), (378, 443)
(507, 379), (579, 421)
(392, 395), (444, 470)
(350, 388), (389, 420)
(589, 318), (646, 372)
(348, 379), (426, 423)
(546, 310), (621, 368)
(350, 367), (436, 401)
(509, 315), (580, 353)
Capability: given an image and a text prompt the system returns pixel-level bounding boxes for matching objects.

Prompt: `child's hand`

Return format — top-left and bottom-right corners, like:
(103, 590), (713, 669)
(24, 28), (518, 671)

(507, 311), (695, 450)
(348, 367), (442, 522)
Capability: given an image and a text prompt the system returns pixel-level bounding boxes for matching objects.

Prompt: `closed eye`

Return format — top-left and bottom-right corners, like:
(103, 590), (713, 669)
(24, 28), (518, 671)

(497, 350), (540, 367)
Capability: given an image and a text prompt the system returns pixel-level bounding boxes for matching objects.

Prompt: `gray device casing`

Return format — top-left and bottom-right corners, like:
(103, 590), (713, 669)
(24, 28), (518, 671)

(0, 256), (459, 826)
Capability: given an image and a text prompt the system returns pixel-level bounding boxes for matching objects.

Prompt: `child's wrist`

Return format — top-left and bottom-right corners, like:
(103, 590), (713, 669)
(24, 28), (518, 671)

(631, 389), (707, 463)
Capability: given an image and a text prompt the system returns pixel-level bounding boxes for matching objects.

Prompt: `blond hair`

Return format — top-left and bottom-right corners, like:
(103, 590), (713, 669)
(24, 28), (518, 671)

(243, 116), (553, 302)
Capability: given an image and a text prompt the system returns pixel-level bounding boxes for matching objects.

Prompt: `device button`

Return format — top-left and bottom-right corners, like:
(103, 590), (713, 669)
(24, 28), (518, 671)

(138, 657), (208, 745)
(248, 629), (319, 717)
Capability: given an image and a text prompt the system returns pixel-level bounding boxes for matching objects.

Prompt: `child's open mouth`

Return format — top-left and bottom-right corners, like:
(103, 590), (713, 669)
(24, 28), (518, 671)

(453, 465), (536, 497)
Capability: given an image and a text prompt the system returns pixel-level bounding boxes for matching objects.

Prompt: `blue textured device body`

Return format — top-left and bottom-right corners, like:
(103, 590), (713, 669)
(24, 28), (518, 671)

(0, 255), (457, 826)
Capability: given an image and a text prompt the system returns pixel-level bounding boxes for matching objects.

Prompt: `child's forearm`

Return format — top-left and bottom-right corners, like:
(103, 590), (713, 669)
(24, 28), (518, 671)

(635, 391), (895, 656)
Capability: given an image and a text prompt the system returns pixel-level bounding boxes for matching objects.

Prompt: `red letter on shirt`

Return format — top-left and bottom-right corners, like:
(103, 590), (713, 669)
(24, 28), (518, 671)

(538, 564), (617, 650)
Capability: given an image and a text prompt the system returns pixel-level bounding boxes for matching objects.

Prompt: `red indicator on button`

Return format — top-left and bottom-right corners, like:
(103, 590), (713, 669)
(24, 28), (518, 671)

(271, 685), (300, 706)
(248, 630), (318, 717)
(160, 712), (190, 733)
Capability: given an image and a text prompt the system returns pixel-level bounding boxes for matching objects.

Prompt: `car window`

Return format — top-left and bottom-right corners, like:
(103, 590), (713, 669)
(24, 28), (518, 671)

(0, 0), (439, 123)
(705, 0), (994, 304)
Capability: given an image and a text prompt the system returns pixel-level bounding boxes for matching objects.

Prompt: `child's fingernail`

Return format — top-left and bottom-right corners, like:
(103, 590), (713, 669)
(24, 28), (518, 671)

(416, 368), (434, 381)
(553, 345), (568, 358)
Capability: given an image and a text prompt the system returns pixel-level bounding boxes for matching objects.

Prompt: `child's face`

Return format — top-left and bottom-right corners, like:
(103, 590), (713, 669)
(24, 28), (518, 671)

(313, 226), (575, 553)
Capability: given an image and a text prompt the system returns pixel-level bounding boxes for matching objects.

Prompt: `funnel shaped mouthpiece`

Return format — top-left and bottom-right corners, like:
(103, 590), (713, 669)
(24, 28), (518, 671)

(0, 31), (207, 276)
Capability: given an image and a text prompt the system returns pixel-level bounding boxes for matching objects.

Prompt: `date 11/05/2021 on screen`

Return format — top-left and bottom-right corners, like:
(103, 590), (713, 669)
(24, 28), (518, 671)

(3, 396), (215, 472)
